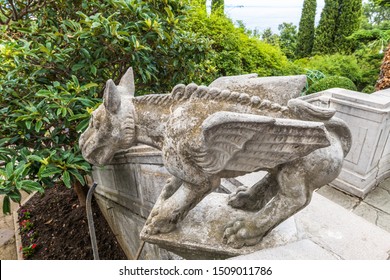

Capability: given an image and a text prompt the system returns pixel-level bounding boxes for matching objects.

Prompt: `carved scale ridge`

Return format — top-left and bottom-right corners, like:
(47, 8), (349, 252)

(133, 83), (291, 115)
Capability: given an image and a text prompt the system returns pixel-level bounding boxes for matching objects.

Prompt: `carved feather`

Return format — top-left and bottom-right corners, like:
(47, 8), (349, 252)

(198, 112), (331, 174)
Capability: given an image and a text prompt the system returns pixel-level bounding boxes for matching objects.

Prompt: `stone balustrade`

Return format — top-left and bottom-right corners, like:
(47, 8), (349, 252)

(299, 88), (390, 197)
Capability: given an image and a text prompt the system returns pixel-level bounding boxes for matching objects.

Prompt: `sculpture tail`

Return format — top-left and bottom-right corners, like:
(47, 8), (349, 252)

(287, 99), (336, 121)
(288, 99), (352, 157)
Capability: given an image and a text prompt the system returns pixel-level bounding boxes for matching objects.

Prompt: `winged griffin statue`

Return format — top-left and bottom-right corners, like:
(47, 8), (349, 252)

(79, 68), (351, 249)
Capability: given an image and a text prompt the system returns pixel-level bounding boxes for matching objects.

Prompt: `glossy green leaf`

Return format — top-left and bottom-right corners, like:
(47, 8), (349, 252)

(2, 196), (10, 215)
(62, 170), (71, 188)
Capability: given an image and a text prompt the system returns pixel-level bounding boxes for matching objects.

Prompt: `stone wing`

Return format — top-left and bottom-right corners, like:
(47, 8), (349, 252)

(196, 112), (331, 174)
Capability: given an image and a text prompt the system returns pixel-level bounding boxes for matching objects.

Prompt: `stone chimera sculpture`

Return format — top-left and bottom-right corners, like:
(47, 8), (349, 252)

(79, 68), (351, 248)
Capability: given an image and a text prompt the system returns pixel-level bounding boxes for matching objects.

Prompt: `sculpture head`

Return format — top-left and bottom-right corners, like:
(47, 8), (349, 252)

(79, 68), (136, 166)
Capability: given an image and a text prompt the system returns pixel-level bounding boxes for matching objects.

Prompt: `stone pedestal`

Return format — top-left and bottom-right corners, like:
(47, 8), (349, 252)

(299, 88), (390, 197)
(140, 193), (299, 259)
(141, 193), (390, 260)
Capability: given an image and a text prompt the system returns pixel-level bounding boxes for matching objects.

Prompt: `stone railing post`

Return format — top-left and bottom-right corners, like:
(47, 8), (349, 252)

(299, 88), (390, 197)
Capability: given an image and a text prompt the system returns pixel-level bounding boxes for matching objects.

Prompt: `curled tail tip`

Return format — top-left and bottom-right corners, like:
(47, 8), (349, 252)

(288, 99), (336, 121)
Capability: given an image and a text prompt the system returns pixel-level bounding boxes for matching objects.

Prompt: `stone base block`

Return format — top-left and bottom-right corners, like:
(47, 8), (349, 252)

(141, 193), (390, 260)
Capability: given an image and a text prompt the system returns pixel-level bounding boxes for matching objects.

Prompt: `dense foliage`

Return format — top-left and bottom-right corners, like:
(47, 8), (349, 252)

(307, 75), (357, 94)
(211, 0), (224, 14)
(334, 0), (363, 52)
(184, 4), (295, 82)
(278, 23), (298, 59)
(294, 54), (362, 86)
(313, 0), (362, 54)
(295, 0), (316, 58)
(313, 0), (340, 54)
(0, 0), (212, 213)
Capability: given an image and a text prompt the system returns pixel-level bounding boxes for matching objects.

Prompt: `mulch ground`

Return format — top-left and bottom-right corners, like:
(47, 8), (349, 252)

(17, 184), (127, 260)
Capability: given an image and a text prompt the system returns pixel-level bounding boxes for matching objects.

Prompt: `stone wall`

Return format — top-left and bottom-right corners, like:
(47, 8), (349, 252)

(91, 146), (180, 259)
(300, 88), (390, 197)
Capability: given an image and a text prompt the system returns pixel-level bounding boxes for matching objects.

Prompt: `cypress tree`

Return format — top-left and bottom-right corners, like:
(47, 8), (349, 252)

(211, 0), (224, 14)
(314, 0), (363, 54)
(334, 0), (362, 52)
(313, 0), (340, 54)
(295, 0), (317, 58)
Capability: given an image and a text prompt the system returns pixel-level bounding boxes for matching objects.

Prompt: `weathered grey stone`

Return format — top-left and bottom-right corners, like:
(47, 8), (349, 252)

(92, 146), (170, 219)
(316, 185), (359, 210)
(353, 202), (390, 232)
(295, 194), (390, 260)
(91, 141), (390, 260)
(141, 192), (390, 259)
(94, 192), (180, 260)
(231, 239), (339, 260)
(0, 229), (14, 247)
(299, 88), (390, 197)
(209, 74), (307, 105)
(141, 193), (300, 259)
(363, 186), (390, 214)
(80, 69), (352, 248)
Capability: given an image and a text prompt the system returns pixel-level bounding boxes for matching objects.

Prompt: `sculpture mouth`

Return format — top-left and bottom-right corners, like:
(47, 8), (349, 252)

(79, 135), (113, 166)
(83, 145), (114, 166)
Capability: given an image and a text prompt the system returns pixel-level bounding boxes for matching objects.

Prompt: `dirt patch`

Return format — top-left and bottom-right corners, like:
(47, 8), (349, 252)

(18, 184), (127, 260)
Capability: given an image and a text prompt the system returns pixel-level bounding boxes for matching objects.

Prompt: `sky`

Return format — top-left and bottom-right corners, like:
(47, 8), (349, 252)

(207, 0), (326, 33)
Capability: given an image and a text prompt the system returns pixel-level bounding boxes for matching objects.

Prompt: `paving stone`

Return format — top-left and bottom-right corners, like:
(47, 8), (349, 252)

(378, 178), (390, 192)
(0, 229), (15, 246)
(295, 194), (390, 260)
(0, 243), (17, 260)
(353, 202), (390, 232)
(317, 185), (360, 210)
(363, 186), (390, 214)
(231, 239), (339, 260)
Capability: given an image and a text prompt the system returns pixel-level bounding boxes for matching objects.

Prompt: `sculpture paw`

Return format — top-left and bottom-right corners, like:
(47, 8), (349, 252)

(223, 218), (265, 248)
(228, 186), (262, 211)
(228, 186), (249, 208)
(144, 209), (180, 235)
(144, 216), (177, 235)
(160, 177), (182, 200)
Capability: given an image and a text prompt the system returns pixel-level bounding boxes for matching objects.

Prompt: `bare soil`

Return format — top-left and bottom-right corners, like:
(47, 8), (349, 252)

(18, 184), (127, 260)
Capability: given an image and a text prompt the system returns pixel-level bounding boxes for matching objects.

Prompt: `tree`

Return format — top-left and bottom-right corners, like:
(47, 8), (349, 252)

(0, 0), (211, 213)
(261, 28), (280, 46)
(363, 0), (390, 26)
(313, 0), (340, 54)
(334, 0), (363, 52)
(373, 0), (390, 6)
(279, 23), (298, 59)
(211, 0), (224, 14)
(376, 45), (390, 90)
(296, 0), (317, 58)
(374, 0), (390, 90)
(313, 0), (362, 54)
(184, 5), (294, 79)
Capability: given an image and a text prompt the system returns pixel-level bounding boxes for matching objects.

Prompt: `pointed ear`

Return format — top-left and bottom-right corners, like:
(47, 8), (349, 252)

(119, 67), (135, 96)
(103, 79), (121, 114)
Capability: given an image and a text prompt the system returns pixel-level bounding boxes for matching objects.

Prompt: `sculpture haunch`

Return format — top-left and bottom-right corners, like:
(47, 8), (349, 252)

(79, 68), (352, 249)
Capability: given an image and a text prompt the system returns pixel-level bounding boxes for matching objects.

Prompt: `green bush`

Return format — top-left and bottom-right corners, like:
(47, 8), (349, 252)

(362, 85), (376, 93)
(0, 0), (212, 213)
(184, 3), (296, 83)
(294, 54), (362, 84)
(307, 76), (357, 94)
